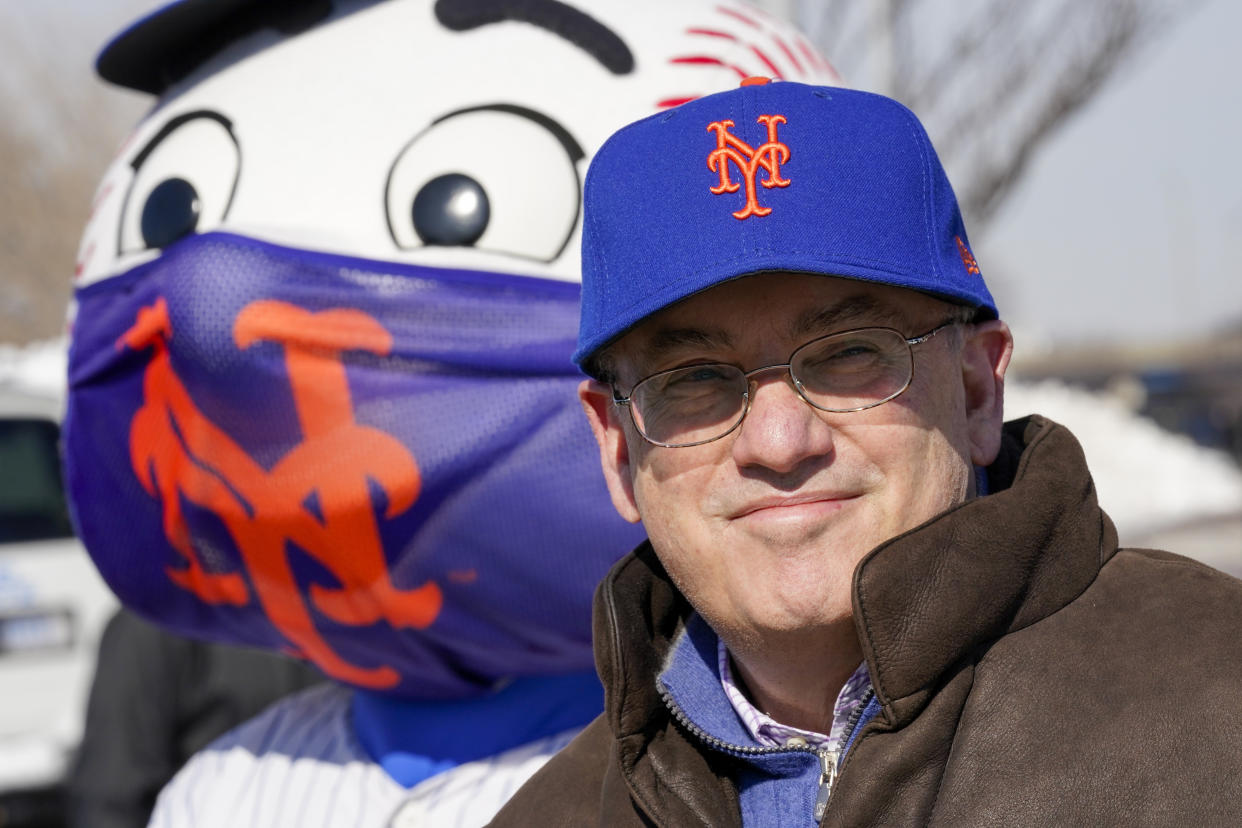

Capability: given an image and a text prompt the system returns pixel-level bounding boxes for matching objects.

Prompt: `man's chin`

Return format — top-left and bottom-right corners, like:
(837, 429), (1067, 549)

(732, 596), (857, 647)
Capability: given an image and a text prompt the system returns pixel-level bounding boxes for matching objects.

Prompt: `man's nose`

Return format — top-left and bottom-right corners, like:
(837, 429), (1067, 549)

(730, 370), (834, 473)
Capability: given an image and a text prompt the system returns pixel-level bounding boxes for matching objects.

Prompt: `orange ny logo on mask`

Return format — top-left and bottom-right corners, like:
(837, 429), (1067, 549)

(706, 114), (790, 220)
(118, 298), (441, 689)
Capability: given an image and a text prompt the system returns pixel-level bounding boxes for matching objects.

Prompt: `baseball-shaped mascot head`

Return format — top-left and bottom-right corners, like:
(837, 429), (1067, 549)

(67, 0), (838, 697)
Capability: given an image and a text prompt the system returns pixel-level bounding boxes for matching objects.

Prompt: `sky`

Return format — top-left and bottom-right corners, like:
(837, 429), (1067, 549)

(980, 0), (1242, 350)
(15, 0), (1242, 353)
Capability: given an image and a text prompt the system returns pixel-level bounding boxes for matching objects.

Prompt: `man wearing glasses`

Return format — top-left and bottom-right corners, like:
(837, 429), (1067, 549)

(491, 79), (1242, 827)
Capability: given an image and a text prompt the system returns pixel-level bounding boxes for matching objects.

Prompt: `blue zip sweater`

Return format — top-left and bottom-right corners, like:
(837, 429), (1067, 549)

(657, 615), (880, 827)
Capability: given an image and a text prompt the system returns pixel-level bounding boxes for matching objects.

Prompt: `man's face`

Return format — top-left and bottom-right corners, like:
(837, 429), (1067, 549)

(580, 272), (1012, 651)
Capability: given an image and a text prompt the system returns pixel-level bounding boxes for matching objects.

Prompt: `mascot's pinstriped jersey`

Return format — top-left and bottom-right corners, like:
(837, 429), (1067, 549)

(68, 0), (840, 700)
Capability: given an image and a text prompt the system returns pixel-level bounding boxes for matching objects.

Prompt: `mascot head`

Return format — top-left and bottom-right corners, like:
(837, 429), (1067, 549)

(67, 0), (839, 697)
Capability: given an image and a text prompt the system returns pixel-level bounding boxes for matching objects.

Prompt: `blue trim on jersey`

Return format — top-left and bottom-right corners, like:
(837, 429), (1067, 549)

(350, 670), (603, 788)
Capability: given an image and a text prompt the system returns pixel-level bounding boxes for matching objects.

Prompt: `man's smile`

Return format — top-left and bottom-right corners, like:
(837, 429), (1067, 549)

(728, 491), (861, 522)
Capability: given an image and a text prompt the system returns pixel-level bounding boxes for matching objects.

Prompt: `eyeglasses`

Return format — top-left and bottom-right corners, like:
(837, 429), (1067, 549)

(612, 320), (958, 448)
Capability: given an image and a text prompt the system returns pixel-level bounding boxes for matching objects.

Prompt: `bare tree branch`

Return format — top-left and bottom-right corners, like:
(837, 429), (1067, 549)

(792, 0), (1197, 232)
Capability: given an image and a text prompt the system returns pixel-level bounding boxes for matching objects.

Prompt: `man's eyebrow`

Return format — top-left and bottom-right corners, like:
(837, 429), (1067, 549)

(637, 327), (735, 368)
(793, 295), (904, 337)
(435, 0), (635, 75)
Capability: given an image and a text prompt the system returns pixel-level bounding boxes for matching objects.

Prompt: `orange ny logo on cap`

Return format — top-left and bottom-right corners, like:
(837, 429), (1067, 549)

(707, 114), (790, 220)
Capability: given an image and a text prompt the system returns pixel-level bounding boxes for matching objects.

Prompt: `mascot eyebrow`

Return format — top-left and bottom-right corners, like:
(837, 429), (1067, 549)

(434, 0), (634, 75)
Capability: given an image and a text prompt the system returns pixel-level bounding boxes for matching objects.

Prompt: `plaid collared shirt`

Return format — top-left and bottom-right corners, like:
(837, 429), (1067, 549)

(718, 638), (872, 751)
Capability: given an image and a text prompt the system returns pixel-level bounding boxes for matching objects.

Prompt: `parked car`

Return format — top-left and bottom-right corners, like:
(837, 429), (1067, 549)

(0, 343), (117, 826)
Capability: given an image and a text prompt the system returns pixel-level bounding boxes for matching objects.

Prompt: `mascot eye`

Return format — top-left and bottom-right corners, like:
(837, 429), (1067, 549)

(140, 177), (201, 248)
(118, 111), (240, 254)
(385, 105), (583, 262)
(412, 173), (491, 246)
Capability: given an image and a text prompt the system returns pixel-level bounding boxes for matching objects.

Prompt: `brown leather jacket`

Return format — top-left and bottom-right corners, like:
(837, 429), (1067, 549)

(490, 416), (1242, 827)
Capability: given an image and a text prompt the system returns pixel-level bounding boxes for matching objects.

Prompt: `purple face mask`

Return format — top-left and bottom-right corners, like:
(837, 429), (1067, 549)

(64, 232), (644, 698)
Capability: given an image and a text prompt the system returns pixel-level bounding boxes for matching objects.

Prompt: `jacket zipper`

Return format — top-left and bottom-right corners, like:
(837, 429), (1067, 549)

(658, 685), (814, 760)
(842, 687), (875, 742)
(812, 748), (839, 821)
(659, 685), (877, 825)
(813, 687), (876, 823)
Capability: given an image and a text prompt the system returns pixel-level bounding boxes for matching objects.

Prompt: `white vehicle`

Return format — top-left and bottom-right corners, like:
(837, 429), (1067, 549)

(0, 341), (117, 816)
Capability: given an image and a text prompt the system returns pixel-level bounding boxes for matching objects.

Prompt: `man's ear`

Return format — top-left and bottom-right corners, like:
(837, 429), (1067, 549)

(959, 320), (1014, 466)
(579, 379), (641, 524)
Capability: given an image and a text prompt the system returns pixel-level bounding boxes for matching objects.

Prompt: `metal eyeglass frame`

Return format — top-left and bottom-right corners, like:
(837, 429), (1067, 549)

(611, 319), (960, 448)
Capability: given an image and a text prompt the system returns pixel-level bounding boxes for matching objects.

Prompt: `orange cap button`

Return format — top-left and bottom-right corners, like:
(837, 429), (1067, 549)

(740, 76), (771, 87)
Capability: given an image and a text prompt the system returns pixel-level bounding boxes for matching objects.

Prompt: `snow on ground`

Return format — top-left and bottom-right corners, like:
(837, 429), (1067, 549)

(1005, 380), (1242, 544)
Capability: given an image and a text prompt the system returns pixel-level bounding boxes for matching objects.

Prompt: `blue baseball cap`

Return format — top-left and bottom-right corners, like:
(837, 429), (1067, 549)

(574, 79), (997, 367)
